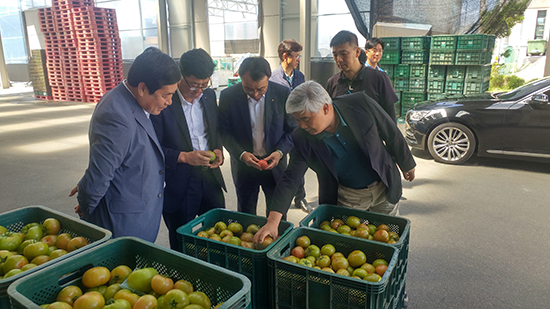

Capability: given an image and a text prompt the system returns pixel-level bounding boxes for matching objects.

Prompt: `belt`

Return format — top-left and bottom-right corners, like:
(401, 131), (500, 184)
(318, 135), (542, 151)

(366, 180), (380, 189)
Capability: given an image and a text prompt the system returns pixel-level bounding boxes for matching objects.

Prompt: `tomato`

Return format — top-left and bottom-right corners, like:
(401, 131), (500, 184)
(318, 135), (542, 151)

(73, 291), (105, 309)
(23, 241), (49, 261)
(20, 222), (40, 234)
(305, 245), (320, 258)
(375, 264), (388, 276)
(49, 249), (68, 260)
(41, 235), (58, 247)
(45, 301), (73, 309)
(295, 236), (310, 248)
(151, 274), (174, 295)
(298, 258), (313, 267)
(331, 256), (349, 272)
(163, 289), (189, 309)
(320, 244), (335, 257)
(188, 291), (211, 309)
(102, 298), (132, 309)
(174, 280), (194, 294)
(0, 233), (23, 251)
(56, 285), (82, 306)
(126, 267), (158, 293)
(316, 255), (331, 268)
(31, 255), (50, 265)
(20, 263), (37, 271)
(3, 254), (28, 273)
(134, 294), (158, 309)
(103, 283), (122, 300)
(18, 239), (35, 254)
(183, 305), (205, 309)
(347, 250), (367, 268)
(345, 216), (361, 229)
(87, 284), (108, 296)
(42, 218), (61, 235)
(3, 268), (23, 278)
(48, 246), (57, 255)
(82, 266), (111, 288)
(26, 225), (44, 241)
(0, 226), (6, 235)
(55, 233), (72, 250)
(67, 236), (89, 252)
(114, 289), (139, 307)
(0, 250), (13, 263)
(109, 265), (132, 284)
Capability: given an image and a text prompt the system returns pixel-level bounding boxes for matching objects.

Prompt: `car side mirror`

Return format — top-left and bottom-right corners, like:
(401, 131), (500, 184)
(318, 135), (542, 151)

(532, 94), (549, 103)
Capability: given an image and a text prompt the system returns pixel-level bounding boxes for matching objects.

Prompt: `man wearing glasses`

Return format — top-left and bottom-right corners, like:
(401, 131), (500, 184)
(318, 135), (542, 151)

(326, 31), (398, 122)
(365, 37), (386, 72)
(219, 57), (296, 216)
(151, 48), (226, 250)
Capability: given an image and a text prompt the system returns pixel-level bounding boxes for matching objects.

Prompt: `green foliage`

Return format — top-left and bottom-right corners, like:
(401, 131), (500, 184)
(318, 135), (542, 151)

(505, 75), (525, 89)
(489, 64), (525, 91)
(479, 0), (529, 38)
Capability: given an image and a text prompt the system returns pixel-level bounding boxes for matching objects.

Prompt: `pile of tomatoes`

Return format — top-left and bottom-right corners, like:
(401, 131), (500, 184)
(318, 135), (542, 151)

(0, 218), (89, 279)
(196, 221), (273, 250)
(282, 235), (389, 282)
(43, 265), (224, 309)
(317, 216), (401, 244)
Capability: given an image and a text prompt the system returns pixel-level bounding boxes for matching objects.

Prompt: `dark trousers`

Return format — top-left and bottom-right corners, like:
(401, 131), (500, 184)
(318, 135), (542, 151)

(294, 177), (306, 202)
(235, 168), (277, 216)
(163, 167), (225, 250)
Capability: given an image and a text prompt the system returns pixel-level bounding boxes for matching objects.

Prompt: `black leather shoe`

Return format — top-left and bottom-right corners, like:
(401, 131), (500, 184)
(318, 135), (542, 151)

(295, 199), (313, 213)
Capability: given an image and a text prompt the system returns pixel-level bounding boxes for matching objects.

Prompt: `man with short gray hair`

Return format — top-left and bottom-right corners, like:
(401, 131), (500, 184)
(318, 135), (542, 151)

(254, 81), (416, 243)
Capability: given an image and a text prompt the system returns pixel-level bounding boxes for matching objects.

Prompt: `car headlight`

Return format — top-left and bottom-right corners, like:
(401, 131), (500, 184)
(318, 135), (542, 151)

(408, 109), (446, 121)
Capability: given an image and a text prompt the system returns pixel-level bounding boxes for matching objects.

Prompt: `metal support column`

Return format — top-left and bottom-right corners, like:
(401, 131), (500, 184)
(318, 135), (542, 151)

(300, 0), (311, 80)
(157, 0), (170, 53)
(0, 31), (10, 89)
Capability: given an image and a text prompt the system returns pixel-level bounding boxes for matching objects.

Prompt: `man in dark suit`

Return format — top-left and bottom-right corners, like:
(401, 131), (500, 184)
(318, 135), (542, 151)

(219, 57), (296, 215)
(254, 81), (416, 243)
(151, 48), (225, 250)
(73, 47), (181, 242)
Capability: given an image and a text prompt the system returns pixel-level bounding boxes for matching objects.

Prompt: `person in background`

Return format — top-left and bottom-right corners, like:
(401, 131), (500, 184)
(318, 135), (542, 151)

(253, 80), (416, 244)
(270, 39), (311, 213)
(219, 57), (296, 216)
(365, 37), (385, 72)
(71, 47), (181, 242)
(326, 30), (398, 122)
(151, 48), (226, 250)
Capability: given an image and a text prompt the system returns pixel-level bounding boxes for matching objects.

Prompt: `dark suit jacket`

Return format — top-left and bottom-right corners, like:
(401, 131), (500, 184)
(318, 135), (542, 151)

(77, 83), (165, 242)
(151, 88), (226, 213)
(271, 92), (417, 215)
(218, 81), (295, 185)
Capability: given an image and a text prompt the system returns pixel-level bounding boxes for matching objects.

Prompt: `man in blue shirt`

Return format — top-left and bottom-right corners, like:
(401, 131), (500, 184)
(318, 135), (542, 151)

(365, 37), (386, 72)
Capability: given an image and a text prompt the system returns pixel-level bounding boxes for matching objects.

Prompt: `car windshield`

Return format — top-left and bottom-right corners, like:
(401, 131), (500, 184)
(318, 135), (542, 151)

(496, 78), (550, 100)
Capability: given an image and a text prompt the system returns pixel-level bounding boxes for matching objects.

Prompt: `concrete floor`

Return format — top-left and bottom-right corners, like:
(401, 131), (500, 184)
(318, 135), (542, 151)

(1, 88), (550, 308)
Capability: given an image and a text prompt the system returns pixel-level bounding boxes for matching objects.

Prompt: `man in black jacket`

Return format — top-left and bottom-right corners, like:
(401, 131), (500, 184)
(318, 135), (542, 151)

(254, 81), (416, 243)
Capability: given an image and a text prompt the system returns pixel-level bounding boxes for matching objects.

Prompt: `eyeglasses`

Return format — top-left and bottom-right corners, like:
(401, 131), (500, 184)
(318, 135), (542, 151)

(183, 75), (211, 91)
(243, 85), (268, 96)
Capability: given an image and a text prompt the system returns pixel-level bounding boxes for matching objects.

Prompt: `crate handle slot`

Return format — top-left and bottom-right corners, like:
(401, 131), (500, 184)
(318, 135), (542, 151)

(58, 264), (93, 286)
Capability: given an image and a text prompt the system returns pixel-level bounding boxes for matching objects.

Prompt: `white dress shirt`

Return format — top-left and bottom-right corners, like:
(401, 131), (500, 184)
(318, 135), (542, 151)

(179, 90), (208, 151)
(248, 95), (267, 157)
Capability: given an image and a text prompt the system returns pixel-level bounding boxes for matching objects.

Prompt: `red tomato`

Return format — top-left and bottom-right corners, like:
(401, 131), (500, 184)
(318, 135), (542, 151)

(114, 289), (139, 307)
(67, 236), (89, 252)
(134, 294), (158, 309)
(45, 301), (73, 309)
(151, 274), (174, 295)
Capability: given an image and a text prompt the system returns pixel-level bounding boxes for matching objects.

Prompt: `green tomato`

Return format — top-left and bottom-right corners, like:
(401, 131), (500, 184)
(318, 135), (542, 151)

(18, 239), (36, 254)
(103, 283), (122, 301)
(102, 299), (132, 309)
(0, 233), (23, 251)
(0, 226), (6, 235)
(20, 222), (40, 234)
(25, 226), (44, 241)
(298, 258), (313, 267)
(163, 289), (190, 309)
(23, 241), (49, 261)
(3, 268), (23, 278)
(126, 267), (158, 293)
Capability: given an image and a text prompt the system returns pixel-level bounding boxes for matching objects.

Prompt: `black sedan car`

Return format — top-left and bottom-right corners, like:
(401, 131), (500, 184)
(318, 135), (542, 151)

(405, 77), (550, 164)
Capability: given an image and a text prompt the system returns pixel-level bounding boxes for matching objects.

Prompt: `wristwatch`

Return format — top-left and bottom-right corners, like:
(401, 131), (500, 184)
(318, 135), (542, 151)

(277, 150), (284, 158)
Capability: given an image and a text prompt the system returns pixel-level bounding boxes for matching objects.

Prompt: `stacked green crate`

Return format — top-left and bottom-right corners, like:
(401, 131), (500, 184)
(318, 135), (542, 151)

(427, 65), (446, 93)
(464, 64), (491, 94)
(393, 64), (410, 92)
(29, 50), (52, 98)
(380, 37), (401, 65)
(445, 65), (466, 94)
(409, 64), (427, 92)
(401, 92), (427, 114)
(455, 34), (490, 65)
(401, 36), (430, 64)
(429, 35), (456, 65)
(382, 37), (401, 51)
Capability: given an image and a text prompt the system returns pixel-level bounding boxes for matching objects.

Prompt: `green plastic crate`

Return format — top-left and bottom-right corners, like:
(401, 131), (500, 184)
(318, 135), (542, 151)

(409, 64), (428, 78)
(409, 78), (427, 92)
(177, 209), (294, 309)
(401, 36), (431, 50)
(465, 64), (491, 82)
(382, 64), (394, 78)
(381, 37), (401, 51)
(401, 92), (427, 113)
(464, 80), (490, 94)
(427, 93), (448, 101)
(8, 237), (251, 309)
(446, 66), (466, 80)
(395, 101), (401, 118)
(379, 50), (400, 65)
(299, 204), (411, 309)
(430, 35), (457, 50)
(455, 50), (488, 65)
(428, 66), (447, 78)
(0, 206), (112, 309)
(456, 34), (487, 50)
(445, 80), (465, 94)
(427, 79), (446, 93)
(401, 51), (429, 64)
(393, 64), (410, 78)
(267, 227), (399, 309)
(429, 51), (455, 65)
(393, 79), (409, 91)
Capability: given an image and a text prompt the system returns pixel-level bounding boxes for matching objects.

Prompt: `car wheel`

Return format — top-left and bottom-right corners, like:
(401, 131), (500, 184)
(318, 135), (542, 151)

(427, 122), (476, 164)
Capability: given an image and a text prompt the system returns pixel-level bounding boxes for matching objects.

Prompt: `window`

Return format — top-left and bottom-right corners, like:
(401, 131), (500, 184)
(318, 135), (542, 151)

(535, 10), (546, 40)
